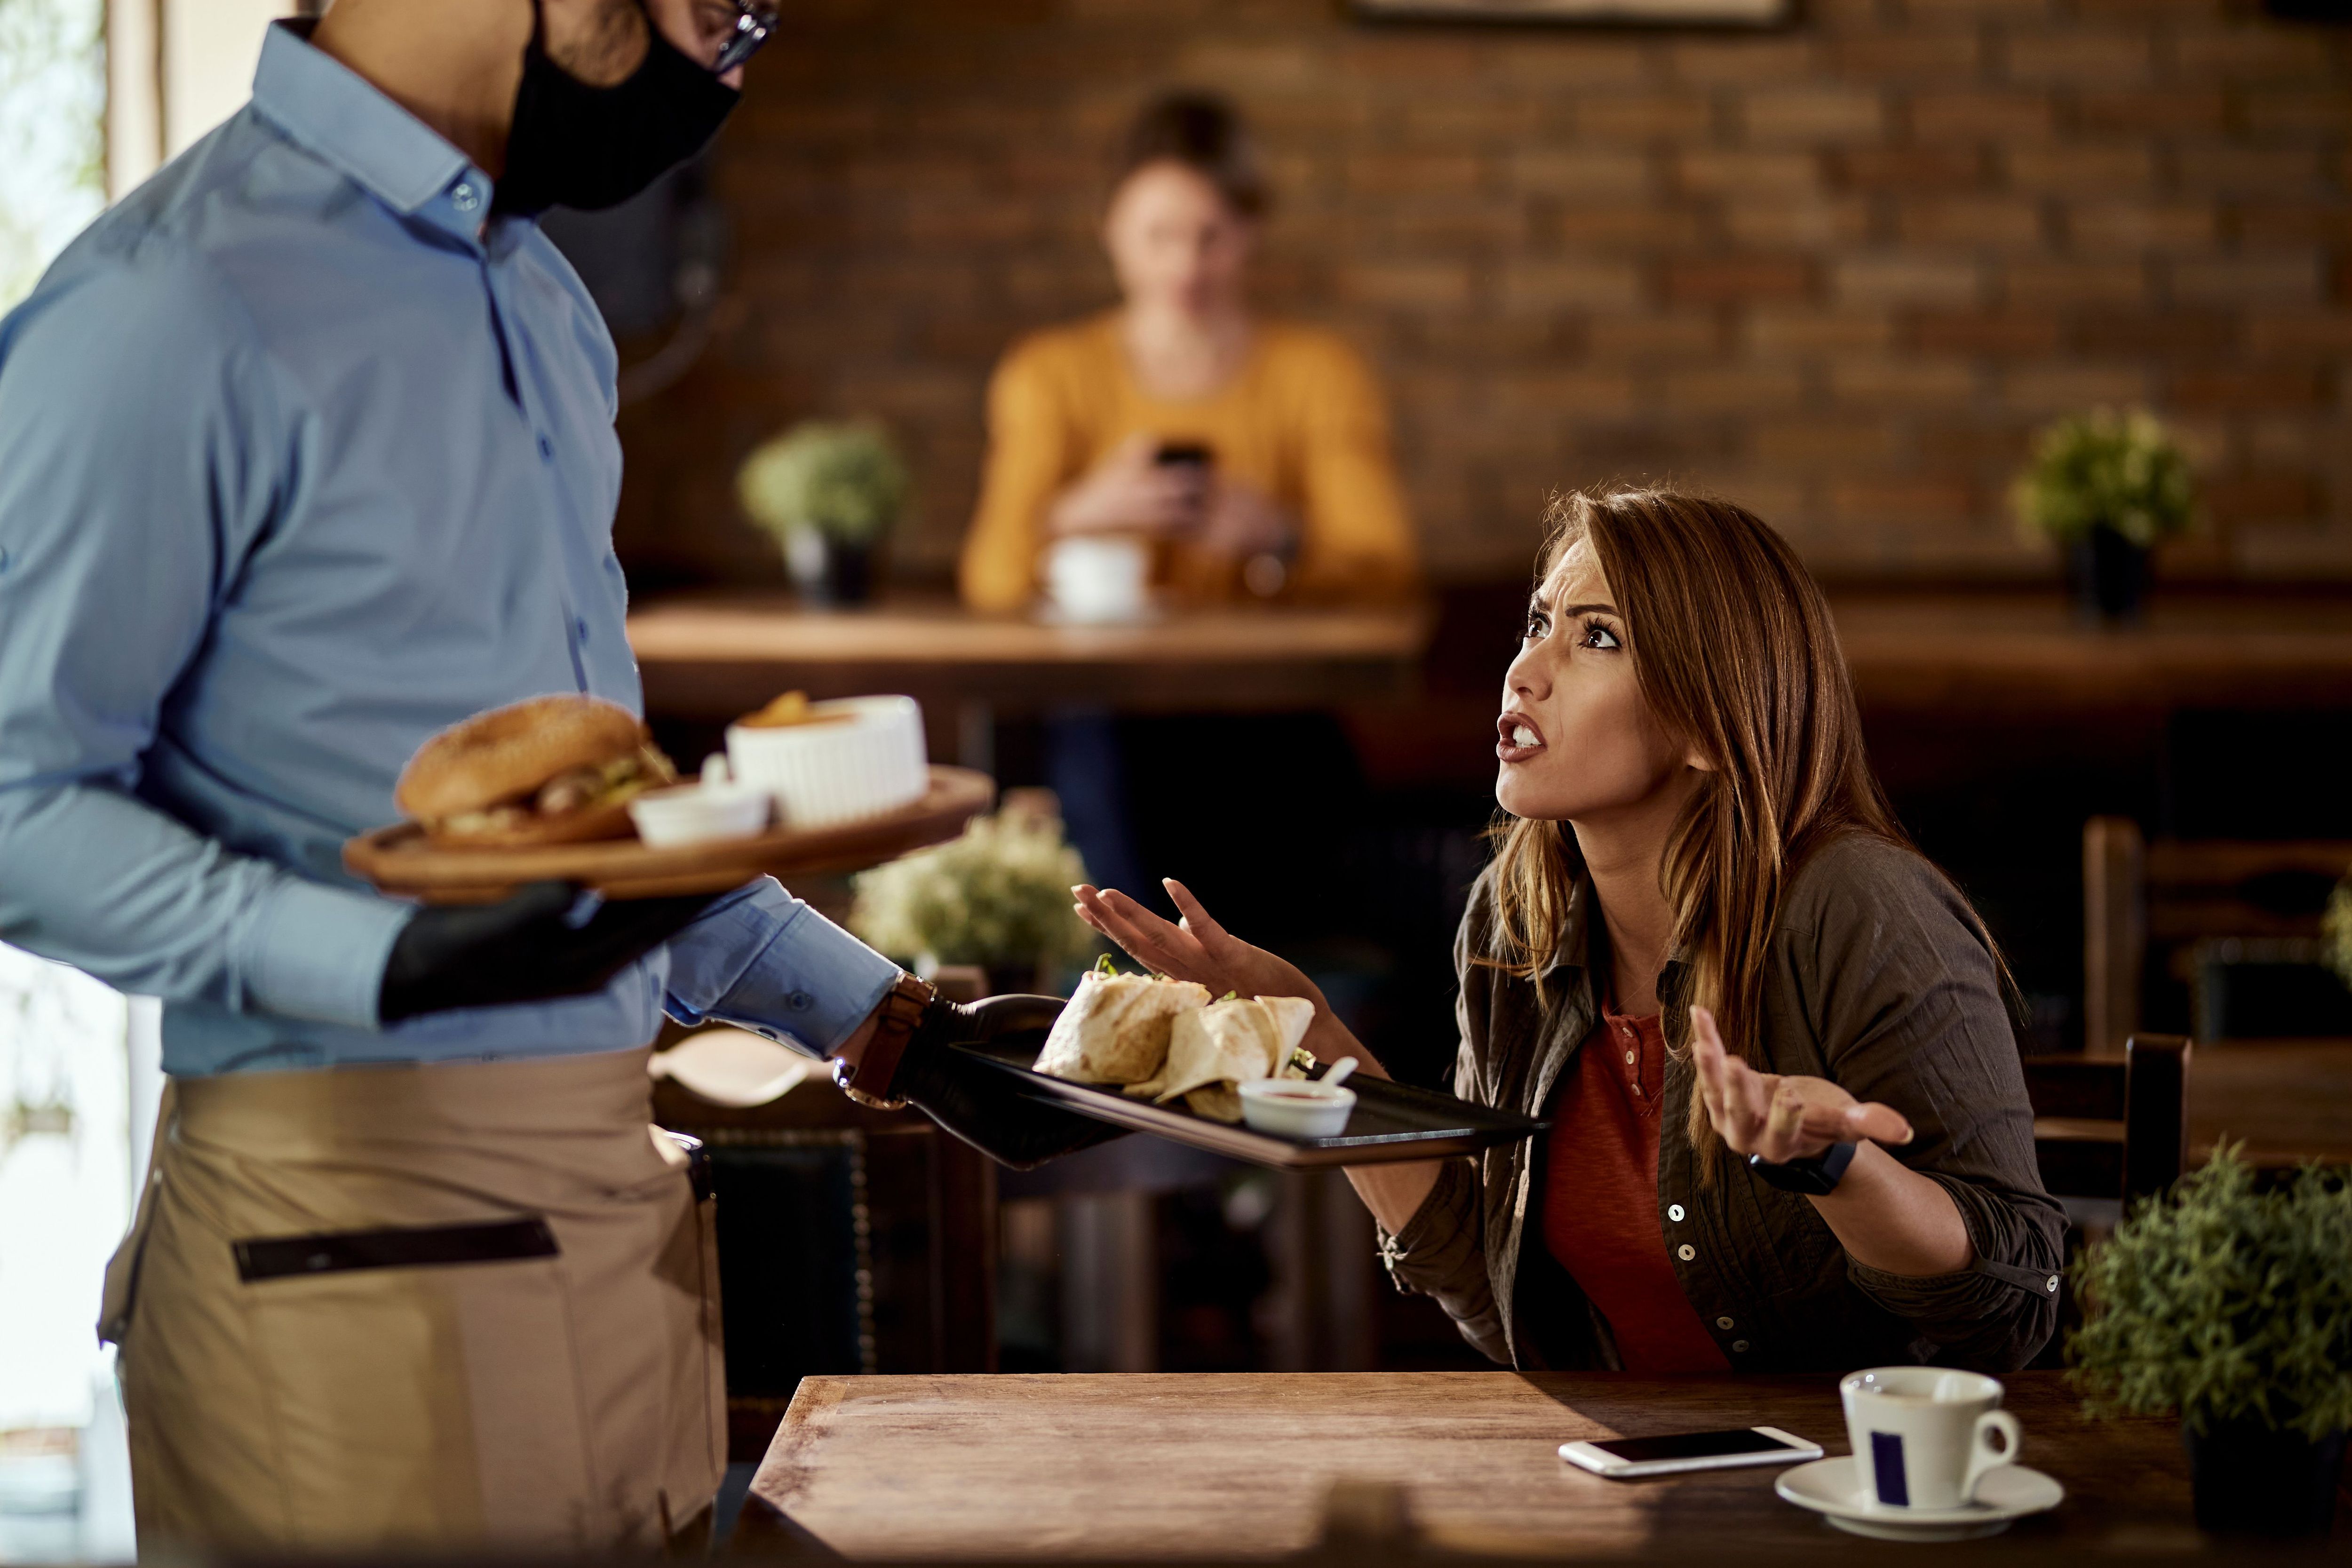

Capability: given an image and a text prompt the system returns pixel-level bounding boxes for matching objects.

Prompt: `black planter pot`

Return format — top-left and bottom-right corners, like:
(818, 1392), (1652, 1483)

(2065, 525), (2150, 623)
(2184, 1419), (2347, 1536)
(785, 531), (879, 606)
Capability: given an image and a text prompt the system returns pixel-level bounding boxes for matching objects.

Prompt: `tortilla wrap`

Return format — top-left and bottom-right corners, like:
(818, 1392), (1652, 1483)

(1129, 995), (1315, 1121)
(1032, 970), (1211, 1084)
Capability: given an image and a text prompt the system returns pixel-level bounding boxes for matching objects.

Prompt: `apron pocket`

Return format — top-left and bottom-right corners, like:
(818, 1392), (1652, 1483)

(233, 1218), (559, 1282)
(240, 1238), (597, 1549)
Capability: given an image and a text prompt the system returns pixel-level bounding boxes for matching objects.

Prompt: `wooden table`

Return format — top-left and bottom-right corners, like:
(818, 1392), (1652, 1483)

(628, 593), (1434, 740)
(1829, 590), (2352, 718)
(2184, 1040), (2352, 1167)
(738, 1370), (2195, 1559)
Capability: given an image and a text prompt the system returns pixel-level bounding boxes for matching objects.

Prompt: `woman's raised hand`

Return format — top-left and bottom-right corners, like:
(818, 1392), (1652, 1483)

(1072, 877), (1326, 1015)
(1048, 434), (1206, 538)
(1689, 1005), (1915, 1165)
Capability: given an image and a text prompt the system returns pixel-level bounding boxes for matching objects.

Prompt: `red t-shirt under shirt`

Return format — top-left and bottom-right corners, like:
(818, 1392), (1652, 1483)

(1539, 1002), (1731, 1373)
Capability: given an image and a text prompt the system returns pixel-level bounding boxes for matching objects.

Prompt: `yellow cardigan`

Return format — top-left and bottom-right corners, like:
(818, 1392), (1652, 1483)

(958, 314), (1421, 612)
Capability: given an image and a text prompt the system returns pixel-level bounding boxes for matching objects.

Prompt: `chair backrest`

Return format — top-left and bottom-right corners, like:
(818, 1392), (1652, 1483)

(2082, 817), (2352, 1048)
(652, 1065), (998, 1462)
(2023, 1033), (2193, 1207)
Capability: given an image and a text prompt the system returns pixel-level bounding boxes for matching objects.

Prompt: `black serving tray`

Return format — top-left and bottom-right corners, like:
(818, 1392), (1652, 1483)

(953, 1037), (1548, 1170)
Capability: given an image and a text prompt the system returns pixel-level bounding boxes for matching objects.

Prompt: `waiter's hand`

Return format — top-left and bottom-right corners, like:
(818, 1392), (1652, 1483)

(888, 993), (1125, 1170)
(378, 881), (719, 1024)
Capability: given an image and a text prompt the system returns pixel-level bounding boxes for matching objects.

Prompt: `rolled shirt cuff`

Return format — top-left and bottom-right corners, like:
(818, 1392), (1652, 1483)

(665, 877), (900, 1057)
(240, 873), (414, 1030)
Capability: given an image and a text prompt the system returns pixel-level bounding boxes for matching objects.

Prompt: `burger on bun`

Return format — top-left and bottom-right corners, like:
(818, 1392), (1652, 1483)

(397, 694), (678, 848)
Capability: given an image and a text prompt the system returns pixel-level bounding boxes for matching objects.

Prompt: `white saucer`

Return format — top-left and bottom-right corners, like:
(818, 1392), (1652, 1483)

(1776, 1456), (2064, 1542)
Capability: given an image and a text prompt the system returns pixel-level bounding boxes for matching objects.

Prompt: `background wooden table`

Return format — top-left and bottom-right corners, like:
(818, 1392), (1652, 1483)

(739, 1370), (2192, 1559)
(629, 594), (1436, 767)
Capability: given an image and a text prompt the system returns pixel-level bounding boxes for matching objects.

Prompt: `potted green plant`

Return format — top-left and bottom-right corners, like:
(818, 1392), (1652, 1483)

(2067, 1147), (2352, 1536)
(2011, 407), (2195, 623)
(737, 419), (911, 606)
(2322, 869), (2352, 990)
(849, 797), (1097, 996)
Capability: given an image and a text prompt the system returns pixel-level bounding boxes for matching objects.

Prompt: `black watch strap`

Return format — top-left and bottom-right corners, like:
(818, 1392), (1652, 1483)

(1747, 1139), (1858, 1195)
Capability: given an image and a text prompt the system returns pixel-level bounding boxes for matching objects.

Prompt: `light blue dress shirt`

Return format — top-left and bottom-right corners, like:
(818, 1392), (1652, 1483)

(0, 24), (900, 1076)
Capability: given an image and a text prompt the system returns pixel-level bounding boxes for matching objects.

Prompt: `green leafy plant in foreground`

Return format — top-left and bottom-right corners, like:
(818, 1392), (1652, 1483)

(850, 808), (1095, 971)
(2067, 1146), (2352, 1440)
(737, 419), (911, 546)
(2011, 407), (2196, 548)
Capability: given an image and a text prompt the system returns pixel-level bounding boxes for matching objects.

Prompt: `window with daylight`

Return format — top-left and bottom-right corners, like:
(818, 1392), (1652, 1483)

(0, 0), (105, 312)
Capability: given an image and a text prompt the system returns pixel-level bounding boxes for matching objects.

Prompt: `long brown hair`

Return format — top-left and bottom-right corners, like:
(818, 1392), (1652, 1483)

(1484, 488), (1913, 1155)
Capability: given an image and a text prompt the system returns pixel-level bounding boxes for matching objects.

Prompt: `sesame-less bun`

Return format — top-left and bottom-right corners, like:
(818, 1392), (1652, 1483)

(396, 695), (667, 848)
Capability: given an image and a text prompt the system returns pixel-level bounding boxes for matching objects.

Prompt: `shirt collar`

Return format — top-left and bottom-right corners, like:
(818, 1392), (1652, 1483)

(248, 20), (485, 227)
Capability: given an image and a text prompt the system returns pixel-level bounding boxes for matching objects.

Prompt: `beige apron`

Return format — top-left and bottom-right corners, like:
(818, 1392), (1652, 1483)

(99, 1048), (724, 1554)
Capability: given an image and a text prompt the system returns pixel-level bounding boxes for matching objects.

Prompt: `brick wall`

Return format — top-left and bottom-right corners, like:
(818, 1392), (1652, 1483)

(613, 0), (2352, 589)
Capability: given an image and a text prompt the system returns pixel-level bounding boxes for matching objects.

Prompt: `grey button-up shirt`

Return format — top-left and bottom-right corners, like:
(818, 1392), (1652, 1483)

(1381, 832), (2065, 1374)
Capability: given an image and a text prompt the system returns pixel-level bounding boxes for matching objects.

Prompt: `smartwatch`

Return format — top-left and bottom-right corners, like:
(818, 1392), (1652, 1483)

(1747, 1140), (1857, 1195)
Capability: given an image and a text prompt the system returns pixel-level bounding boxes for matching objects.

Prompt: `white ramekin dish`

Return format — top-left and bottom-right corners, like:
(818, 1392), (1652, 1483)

(1237, 1079), (1358, 1138)
(627, 780), (772, 848)
(726, 694), (929, 830)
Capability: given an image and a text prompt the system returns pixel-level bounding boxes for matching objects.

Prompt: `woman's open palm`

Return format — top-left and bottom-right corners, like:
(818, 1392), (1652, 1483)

(1689, 1005), (1915, 1163)
(1072, 878), (1325, 1015)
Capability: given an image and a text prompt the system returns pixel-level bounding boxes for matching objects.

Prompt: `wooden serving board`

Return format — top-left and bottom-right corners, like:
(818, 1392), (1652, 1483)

(343, 765), (993, 903)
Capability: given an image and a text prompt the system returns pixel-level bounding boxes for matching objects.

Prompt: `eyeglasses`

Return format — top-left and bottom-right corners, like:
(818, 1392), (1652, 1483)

(711, 2), (779, 74)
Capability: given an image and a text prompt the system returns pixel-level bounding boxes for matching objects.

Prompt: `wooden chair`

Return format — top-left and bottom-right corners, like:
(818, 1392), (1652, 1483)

(2082, 817), (2352, 1049)
(652, 1038), (998, 1462)
(2024, 1033), (2192, 1217)
(2021, 1033), (2192, 1370)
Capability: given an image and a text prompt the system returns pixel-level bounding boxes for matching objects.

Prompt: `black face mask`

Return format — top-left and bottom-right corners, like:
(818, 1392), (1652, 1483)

(494, 2), (739, 219)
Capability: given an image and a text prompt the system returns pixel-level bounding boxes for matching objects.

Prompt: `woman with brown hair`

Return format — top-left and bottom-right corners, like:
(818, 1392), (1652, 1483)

(1074, 488), (2065, 1373)
(958, 91), (1418, 612)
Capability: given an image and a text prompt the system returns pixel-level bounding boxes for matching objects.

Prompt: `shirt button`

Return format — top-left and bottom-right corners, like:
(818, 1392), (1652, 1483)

(1667, 1204), (1685, 1222)
(1677, 1244), (1696, 1262)
(1732, 1339), (1751, 1353)
(574, 616), (591, 644)
(537, 433), (555, 462)
(2046, 1276), (2060, 1293)
(1716, 1315), (1735, 1330)
(451, 182), (481, 212)
(1624, 1051), (1636, 1065)
(787, 991), (814, 1011)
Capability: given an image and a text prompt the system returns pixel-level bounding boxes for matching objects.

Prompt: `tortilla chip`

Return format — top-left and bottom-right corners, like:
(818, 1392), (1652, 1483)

(1033, 970), (1210, 1085)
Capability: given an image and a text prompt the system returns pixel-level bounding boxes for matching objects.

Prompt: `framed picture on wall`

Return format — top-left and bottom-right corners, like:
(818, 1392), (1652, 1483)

(1353, 0), (1793, 23)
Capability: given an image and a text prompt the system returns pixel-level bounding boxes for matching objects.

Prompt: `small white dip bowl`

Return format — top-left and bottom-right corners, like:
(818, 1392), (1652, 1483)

(628, 781), (772, 848)
(1238, 1079), (1357, 1139)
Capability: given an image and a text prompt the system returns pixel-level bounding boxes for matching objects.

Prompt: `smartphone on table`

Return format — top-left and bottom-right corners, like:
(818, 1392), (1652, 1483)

(1559, 1426), (1821, 1480)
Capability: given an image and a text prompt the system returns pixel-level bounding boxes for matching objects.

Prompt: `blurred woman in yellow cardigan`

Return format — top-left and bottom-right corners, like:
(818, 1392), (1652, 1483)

(959, 94), (1420, 612)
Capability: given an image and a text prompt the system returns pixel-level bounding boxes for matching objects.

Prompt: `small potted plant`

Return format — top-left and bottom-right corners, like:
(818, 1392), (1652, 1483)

(2322, 868), (2352, 991)
(737, 419), (911, 606)
(849, 794), (1097, 996)
(2011, 407), (2195, 623)
(2067, 1146), (2352, 1536)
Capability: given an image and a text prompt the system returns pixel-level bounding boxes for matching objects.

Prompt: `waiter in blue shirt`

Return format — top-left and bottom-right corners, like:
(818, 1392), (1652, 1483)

(0, 0), (1104, 1552)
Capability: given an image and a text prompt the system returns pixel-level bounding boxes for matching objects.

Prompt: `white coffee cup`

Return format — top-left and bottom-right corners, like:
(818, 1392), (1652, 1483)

(1839, 1366), (2021, 1511)
(1045, 536), (1150, 624)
